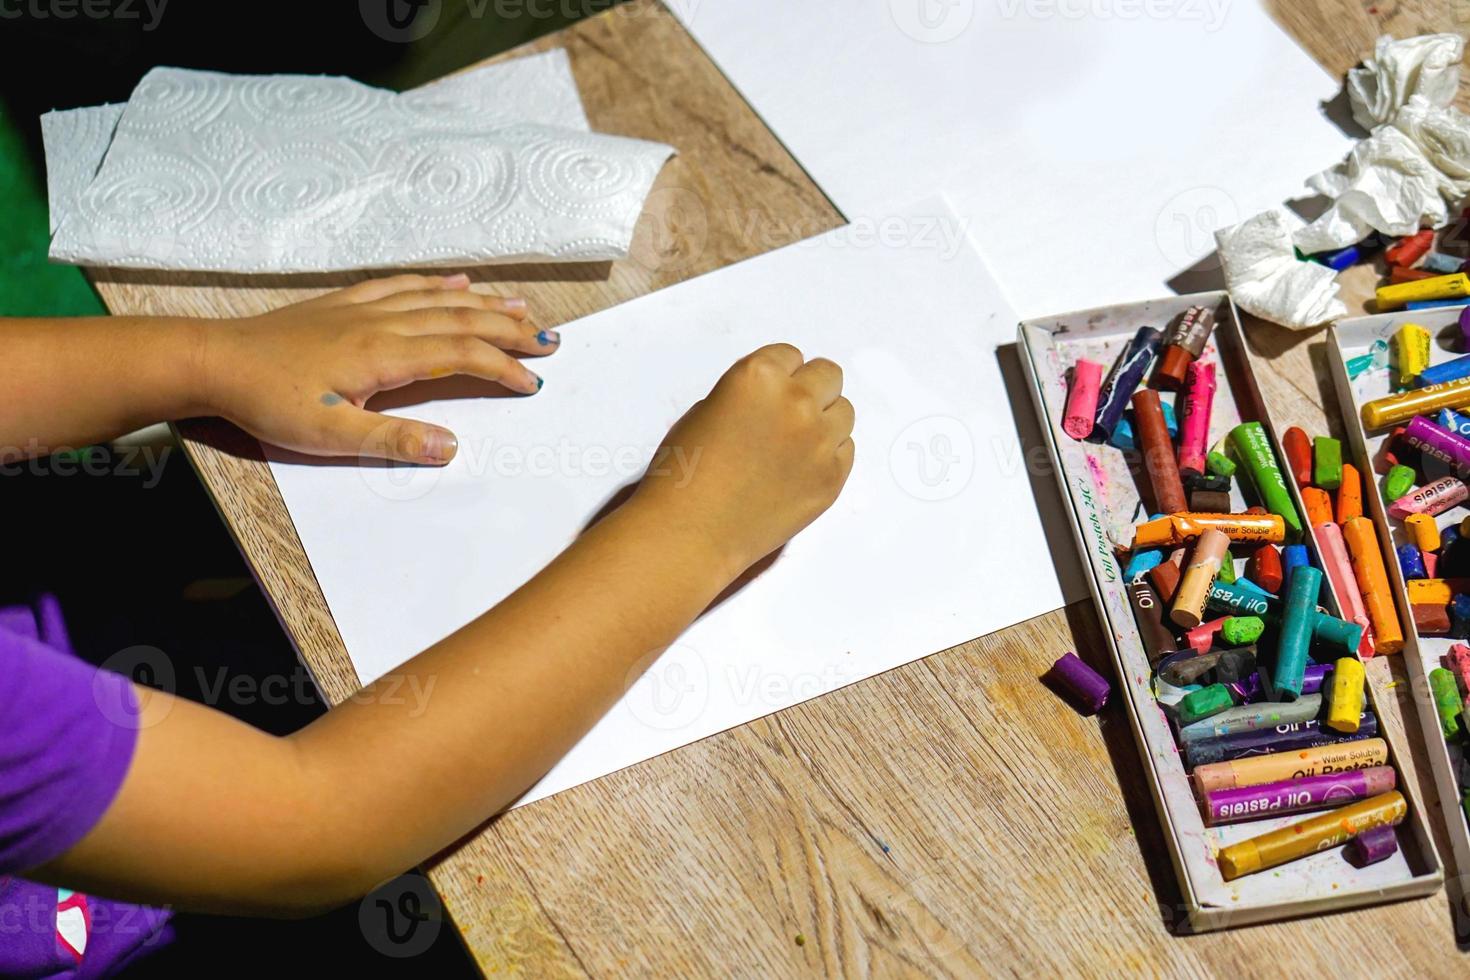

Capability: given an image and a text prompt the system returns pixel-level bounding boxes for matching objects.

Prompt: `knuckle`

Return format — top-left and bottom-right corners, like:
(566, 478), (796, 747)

(448, 305), (479, 329)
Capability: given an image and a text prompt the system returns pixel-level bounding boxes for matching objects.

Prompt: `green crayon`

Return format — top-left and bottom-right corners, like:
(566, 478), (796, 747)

(1430, 668), (1463, 739)
(1313, 437), (1342, 490)
(1220, 615), (1264, 645)
(1207, 450), (1237, 478)
(1228, 423), (1303, 542)
(1218, 550), (1237, 585)
(1274, 566), (1322, 701)
(1179, 683), (1234, 725)
(1384, 464), (1416, 502)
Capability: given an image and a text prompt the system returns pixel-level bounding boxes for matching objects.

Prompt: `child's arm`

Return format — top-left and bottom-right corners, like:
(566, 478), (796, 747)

(1, 273), (544, 463)
(32, 343), (855, 917)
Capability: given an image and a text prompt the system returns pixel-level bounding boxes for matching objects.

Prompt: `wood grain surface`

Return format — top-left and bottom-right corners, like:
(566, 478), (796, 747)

(87, 0), (1470, 974)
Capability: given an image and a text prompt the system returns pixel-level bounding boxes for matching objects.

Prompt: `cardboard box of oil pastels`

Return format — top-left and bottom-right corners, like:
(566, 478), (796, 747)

(1327, 307), (1470, 924)
(1017, 292), (1443, 932)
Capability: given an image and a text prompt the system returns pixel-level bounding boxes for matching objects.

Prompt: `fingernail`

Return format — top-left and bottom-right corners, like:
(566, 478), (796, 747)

(422, 428), (458, 463)
(536, 329), (560, 347)
(502, 296), (527, 312)
(443, 273), (470, 288)
(524, 373), (543, 394)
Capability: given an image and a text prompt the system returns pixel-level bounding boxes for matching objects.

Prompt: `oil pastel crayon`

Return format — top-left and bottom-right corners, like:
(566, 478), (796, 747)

(1313, 437), (1342, 489)
(1413, 602), (1451, 634)
(1282, 426), (1312, 487)
(1124, 547), (1164, 581)
(1219, 616), (1264, 645)
(1047, 652), (1110, 714)
(1150, 560), (1182, 603)
(1313, 242), (1362, 271)
(1159, 648), (1255, 688)
(1401, 417), (1470, 475)
(1391, 265), (1438, 284)
(1061, 359), (1103, 440)
(1430, 667), (1463, 738)
(1403, 512), (1441, 553)
(1203, 583), (1364, 653)
(1179, 694), (1323, 743)
(1133, 389), (1189, 514)
(1202, 766), (1396, 826)
(1462, 304), (1470, 351)
(1397, 543), (1428, 580)
(1384, 229), (1433, 267)
(1132, 512), (1285, 549)
(1185, 472), (1230, 492)
(1108, 401), (1177, 451)
(1359, 375), (1470, 429)
(1447, 643), (1470, 690)
(1422, 251), (1465, 275)
(1274, 566), (1322, 701)
(1128, 580), (1176, 668)
(1227, 663), (1331, 703)
(1189, 489), (1231, 512)
(1301, 487), (1334, 528)
(1171, 528), (1228, 628)
(1344, 517), (1405, 654)
(1313, 521), (1373, 652)
(1207, 449), (1236, 478)
(1228, 422), (1303, 541)
(1337, 463), (1363, 522)
(1094, 326), (1163, 438)
(1387, 474), (1469, 520)
(1217, 791), (1406, 880)
(1394, 322), (1431, 385)
(1376, 272), (1470, 311)
(1406, 578), (1470, 605)
(1184, 616), (1227, 654)
(1155, 305), (1216, 390)
(1178, 683), (1234, 725)
(1443, 407), (1470, 437)
(1184, 714), (1378, 768)
(1326, 656), (1366, 733)
(1176, 360), (1215, 477)
(1418, 353), (1470, 388)
(1406, 297), (1470, 310)
(1247, 545), (1283, 594)
(1281, 544), (1310, 589)
(1345, 823), (1399, 866)
(1383, 464), (1417, 501)
(1192, 738), (1389, 794)
(1452, 594), (1470, 639)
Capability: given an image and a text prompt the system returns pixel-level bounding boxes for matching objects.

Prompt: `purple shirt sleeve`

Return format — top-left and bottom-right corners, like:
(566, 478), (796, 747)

(0, 597), (141, 873)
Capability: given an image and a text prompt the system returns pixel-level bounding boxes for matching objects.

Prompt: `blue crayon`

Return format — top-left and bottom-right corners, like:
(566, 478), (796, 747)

(1397, 543), (1428, 580)
(1313, 243), (1361, 271)
(1108, 401), (1178, 450)
(1281, 544), (1311, 589)
(1422, 252), (1465, 275)
(1234, 577), (1277, 600)
(1452, 594), (1470, 640)
(1439, 408), (1470, 438)
(1093, 326), (1163, 439)
(1125, 548), (1164, 581)
(1406, 297), (1470, 310)
(1417, 353), (1470, 388)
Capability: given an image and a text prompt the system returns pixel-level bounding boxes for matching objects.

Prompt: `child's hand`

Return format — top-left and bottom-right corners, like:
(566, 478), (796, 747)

(199, 273), (557, 464)
(635, 343), (856, 575)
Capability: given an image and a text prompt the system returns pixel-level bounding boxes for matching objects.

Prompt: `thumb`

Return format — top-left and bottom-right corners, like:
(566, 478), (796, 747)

(310, 405), (459, 465)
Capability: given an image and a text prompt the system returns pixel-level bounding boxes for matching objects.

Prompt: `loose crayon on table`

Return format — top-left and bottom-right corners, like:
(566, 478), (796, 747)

(1154, 305), (1216, 390)
(1402, 417), (1470, 476)
(1247, 545), (1283, 594)
(1385, 229), (1434, 267)
(1397, 543), (1428, 580)
(1403, 512), (1441, 552)
(1337, 462), (1363, 522)
(1047, 652), (1110, 715)
(1393, 322), (1432, 385)
(1390, 265), (1438, 284)
(1228, 422), (1303, 541)
(1128, 581), (1175, 667)
(1313, 242), (1363, 271)
(1178, 683), (1234, 725)
(1132, 512), (1287, 549)
(1422, 251), (1465, 275)
(1185, 714), (1378, 768)
(1202, 767), (1396, 826)
(1314, 521), (1372, 646)
(1326, 656), (1366, 733)
(1344, 517), (1404, 654)
(1108, 400), (1178, 450)
(1176, 361), (1215, 476)
(1217, 791), (1407, 880)
(1407, 297), (1470, 310)
(1376, 272), (1470, 311)
(1171, 529), (1228, 628)
(1417, 353), (1470, 388)
(1133, 389), (1190, 514)
(1383, 464), (1417, 502)
(1301, 487), (1334, 528)
(1412, 603), (1451, 635)
(1094, 326), (1163, 438)
(1313, 437), (1342, 490)
(1179, 694), (1323, 743)
(1386, 474), (1469, 520)
(1281, 544), (1310, 590)
(1274, 565), (1322, 700)
(1430, 667), (1463, 738)
(1206, 450), (1236, 479)
(1192, 738), (1389, 794)
(1345, 824), (1399, 867)
(1359, 375), (1470, 429)
(1061, 358), (1103, 440)
(1283, 426), (1312, 486)
(1220, 616), (1265, 646)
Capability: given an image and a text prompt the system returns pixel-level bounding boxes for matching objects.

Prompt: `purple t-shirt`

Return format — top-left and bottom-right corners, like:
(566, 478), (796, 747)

(0, 595), (173, 976)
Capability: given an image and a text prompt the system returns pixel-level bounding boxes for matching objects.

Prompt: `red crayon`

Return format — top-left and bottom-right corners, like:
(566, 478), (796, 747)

(1282, 427), (1312, 487)
(1385, 229), (1433, 267)
(1248, 545), (1284, 595)
(1132, 389), (1188, 514)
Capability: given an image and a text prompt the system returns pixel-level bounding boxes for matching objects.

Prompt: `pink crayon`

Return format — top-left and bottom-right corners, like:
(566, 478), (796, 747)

(1313, 520), (1374, 654)
(1448, 643), (1470, 692)
(1387, 474), (1469, 519)
(1185, 616), (1228, 654)
(1177, 360), (1216, 476)
(1063, 359), (1103, 440)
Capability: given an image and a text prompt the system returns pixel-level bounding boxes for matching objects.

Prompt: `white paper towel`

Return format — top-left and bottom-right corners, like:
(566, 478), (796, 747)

(1217, 209), (1346, 329)
(46, 51), (674, 272)
(1347, 33), (1464, 131)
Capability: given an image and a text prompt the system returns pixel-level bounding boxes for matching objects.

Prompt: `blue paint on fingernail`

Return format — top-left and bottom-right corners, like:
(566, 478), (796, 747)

(536, 330), (559, 346)
(535, 376), (544, 391)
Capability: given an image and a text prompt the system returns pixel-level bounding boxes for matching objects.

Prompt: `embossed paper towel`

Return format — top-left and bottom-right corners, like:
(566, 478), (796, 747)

(47, 51), (674, 272)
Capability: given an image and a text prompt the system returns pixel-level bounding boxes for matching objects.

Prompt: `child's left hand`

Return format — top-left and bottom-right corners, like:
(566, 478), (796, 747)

(199, 273), (558, 465)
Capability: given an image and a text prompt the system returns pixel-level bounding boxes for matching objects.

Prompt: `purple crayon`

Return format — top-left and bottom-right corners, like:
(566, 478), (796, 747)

(1345, 823), (1399, 866)
(1402, 416), (1470, 476)
(1228, 662), (1331, 703)
(1185, 713), (1378, 768)
(1202, 765), (1397, 825)
(1047, 652), (1109, 715)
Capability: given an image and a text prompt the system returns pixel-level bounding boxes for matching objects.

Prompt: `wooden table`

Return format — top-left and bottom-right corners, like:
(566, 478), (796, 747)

(90, 1), (1470, 973)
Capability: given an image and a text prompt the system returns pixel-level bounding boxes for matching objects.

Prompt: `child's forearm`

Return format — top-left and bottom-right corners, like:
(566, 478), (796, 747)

(38, 493), (737, 915)
(1, 316), (207, 455)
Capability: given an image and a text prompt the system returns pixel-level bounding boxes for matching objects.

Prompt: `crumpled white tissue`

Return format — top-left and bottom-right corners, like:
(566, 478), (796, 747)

(1217, 209), (1346, 329)
(45, 51), (675, 272)
(1347, 33), (1464, 131)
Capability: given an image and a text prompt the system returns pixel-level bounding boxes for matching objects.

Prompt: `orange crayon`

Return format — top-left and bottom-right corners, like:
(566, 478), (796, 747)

(1343, 517), (1405, 654)
(1336, 463), (1362, 522)
(1301, 487), (1334, 528)
(1133, 512), (1287, 549)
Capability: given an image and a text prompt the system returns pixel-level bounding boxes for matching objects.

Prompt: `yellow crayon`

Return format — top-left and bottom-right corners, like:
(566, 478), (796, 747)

(1376, 273), (1470, 311)
(1359, 375), (1470, 429)
(1408, 578), (1456, 605)
(1404, 513), (1441, 553)
(1218, 791), (1406, 880)
(1394, 322), (1431, 385)
(1326, 657), (1366, 733)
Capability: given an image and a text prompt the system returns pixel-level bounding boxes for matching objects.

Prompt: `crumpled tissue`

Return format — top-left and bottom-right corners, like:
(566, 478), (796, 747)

(43, 51), (675, 272)
(1346, 33), (1464, 131)
(1216, 209), (1347, 328)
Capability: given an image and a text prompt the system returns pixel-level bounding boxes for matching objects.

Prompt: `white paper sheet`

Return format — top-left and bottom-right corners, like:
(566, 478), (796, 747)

(670, 0), (1353, 318)
(269, 197), (1069, 806)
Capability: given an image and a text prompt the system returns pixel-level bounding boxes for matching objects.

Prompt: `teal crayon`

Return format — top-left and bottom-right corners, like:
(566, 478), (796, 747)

(1205, 581), (1363, 653)
(1179, 694), (1323, 742)
(1274, 566), (1322, 701)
